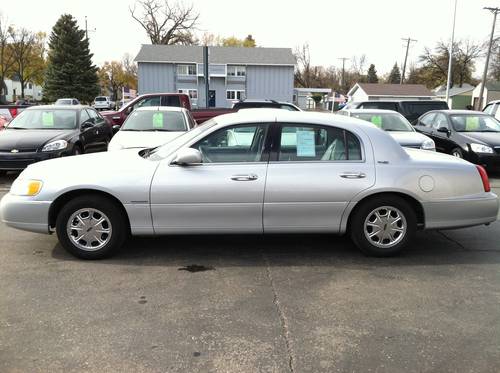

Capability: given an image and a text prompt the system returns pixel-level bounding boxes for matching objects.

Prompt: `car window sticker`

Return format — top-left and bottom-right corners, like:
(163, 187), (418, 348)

(465, 117), (479, 131)
(371, 116), (382, 128)
(42, 112), (54, 127)
(296, 129), (316, 157)
(153, 112), (164, 128)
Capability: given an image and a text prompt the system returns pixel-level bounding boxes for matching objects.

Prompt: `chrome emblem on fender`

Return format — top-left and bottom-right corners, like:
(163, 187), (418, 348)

(10, 149), (19, 153)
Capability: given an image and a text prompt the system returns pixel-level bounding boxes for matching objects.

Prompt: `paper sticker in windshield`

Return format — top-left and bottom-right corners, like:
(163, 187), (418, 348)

(296, 130), (316, 157)
(465, 117), (479, 131)
(152, 112), (164, 128)
(370, 116), (382, 128)
(42, 112), (54, 127)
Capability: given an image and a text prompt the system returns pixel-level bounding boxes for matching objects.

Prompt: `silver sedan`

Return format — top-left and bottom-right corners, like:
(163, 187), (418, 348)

(1, 109), (498, 259)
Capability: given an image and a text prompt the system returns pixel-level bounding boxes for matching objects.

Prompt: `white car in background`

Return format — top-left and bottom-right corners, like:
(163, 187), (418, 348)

(93, 96), (115, 111)
(337, 109), (436, 151)
(108, 106), (196, 151)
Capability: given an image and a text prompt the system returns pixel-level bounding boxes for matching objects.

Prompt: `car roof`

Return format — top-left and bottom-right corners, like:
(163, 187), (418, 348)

(427, 110), (487, 115)
(134, 106), (187, 113)
(56, 98), (78, 100)
(26, 104), (89, 110)
(344, 109), (400, 114)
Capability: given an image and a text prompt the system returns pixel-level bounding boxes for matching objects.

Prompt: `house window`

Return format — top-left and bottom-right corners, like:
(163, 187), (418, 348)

(226, 90), (245, 100)
(227, 65), (246, 77)
(178, 89), (198, 99)
(177, 64), (197, 76)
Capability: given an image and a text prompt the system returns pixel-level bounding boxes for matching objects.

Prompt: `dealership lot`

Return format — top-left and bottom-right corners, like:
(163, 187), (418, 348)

(0, 173), (499, 372)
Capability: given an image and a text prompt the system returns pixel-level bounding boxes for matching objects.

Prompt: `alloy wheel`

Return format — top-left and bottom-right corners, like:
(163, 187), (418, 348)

(363, 206), (407, 249)
(66, 208), (113, 251)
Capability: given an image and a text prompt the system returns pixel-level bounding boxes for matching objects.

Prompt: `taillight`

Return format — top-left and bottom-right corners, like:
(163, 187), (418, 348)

(476, 165), (491, 192)
(8, 108), (18, 118)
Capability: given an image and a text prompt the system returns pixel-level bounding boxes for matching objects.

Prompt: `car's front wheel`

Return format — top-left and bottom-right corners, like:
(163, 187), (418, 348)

(350, 195), (416, 257)
(56, 195), (128, 259)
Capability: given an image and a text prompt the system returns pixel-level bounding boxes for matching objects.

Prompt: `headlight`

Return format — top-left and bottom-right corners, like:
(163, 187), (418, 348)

(10, 179), (43, 196)
(42, 140), (68, 152)
(421, 138), (435, 151)
(470, 143), (494, 154)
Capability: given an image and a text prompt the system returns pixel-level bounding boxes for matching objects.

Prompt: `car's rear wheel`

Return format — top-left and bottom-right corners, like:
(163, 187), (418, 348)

(72, 145), (82, 156)
(451, 147), (463, 158)
(350, 196), (416, 257)
(56, 195), (128, 259)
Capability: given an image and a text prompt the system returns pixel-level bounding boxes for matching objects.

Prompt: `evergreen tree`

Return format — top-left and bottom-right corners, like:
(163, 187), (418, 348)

(387, 63), (401, 84)
(367, 64), (378, 83)
(44, 14), (99, 103)
(387, 62), (402, 84)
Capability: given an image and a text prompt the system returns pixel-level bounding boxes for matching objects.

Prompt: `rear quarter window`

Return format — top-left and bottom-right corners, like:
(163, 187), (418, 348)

(402, 102), (448, 117)
(163, 96), (181, 107)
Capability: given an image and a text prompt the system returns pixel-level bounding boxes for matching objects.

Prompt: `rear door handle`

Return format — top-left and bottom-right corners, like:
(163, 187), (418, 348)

(340, 172), (366, 179)
(231, 174), (258, 181)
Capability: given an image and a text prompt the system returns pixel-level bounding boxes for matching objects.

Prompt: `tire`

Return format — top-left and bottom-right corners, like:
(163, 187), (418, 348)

(72, 145), (83, 156)
(56, 195), (128, 259)
(450, 147), (463, 158)
(349, 195), (416, 257)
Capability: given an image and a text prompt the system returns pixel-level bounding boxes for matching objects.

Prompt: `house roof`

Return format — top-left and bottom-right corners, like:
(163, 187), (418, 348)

(434, 83), (475, 97)
(135, 45), (296, 65)
(349, 83), (435, 97)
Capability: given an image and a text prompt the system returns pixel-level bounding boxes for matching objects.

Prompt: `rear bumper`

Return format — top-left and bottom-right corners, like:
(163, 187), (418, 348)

(422, 192), (499, 229)
(0, 193), (51, 234)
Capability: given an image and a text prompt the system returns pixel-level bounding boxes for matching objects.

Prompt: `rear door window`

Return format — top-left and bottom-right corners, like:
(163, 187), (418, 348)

(419, 113), (436, 127)
(162, 95), (181, 107)
(277, 124), (362, 162)
(359, 102), (398, 111)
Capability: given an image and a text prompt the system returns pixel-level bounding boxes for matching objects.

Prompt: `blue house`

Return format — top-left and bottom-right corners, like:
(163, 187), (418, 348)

(135, 45), (296, 108)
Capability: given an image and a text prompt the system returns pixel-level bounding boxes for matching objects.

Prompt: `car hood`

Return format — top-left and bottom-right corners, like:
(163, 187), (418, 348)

(0, 129), (72, 150)
(459, 132), (500, 147)
(109, 130), (186, 151)
(387, 131), (431, 147)
(20, 149), (160, 203)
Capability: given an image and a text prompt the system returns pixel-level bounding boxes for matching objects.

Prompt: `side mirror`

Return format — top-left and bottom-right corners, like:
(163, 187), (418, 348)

(172, 148), (202, 165)
(112, 125), (120, 134)
(437, 127), (450, 135)
(81, 121), (93, 130)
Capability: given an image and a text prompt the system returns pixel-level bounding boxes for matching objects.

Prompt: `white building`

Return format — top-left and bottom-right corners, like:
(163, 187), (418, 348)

(471, 82), (500, 110)
(1, 77), (43, 103)
(293, 88), (332, 110)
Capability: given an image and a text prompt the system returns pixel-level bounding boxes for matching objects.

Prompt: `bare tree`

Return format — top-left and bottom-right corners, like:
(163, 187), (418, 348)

(294, 43), (312, 88)
(9, 28), (36, 98)
(130, 0), (199, 45)
(0, 14), (14, 102)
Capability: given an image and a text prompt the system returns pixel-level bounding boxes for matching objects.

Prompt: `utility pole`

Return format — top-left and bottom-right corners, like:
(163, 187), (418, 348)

(400, 37), (417, 84)
(84, 16), (96, 40)
(445, 0), (458, 104)
(477, 7), (500, 110)
(338, 57), (349, 93)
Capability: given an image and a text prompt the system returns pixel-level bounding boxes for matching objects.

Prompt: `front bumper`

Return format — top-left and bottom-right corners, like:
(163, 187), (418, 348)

(0, 193), (51, 234)
(475, 153), (500, 174)
(0, 149), (70, 171)
(422, 192), (499, 229)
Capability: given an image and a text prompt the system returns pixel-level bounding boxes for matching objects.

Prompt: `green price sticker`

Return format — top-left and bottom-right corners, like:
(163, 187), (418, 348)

(42, 112), (54, 127)
(465, 117), (479, 131)
(370, 116), (382, 128)
(152, 112), (164, 128)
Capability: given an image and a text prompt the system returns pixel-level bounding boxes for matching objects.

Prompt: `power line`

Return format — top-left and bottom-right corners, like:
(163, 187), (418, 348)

(400, 37), (417, 84)
(477, 7), (500, 110)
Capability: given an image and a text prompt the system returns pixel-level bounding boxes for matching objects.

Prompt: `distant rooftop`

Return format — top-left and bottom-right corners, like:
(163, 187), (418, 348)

(353, 83), (435, 97)
(135, 45), (296, 65)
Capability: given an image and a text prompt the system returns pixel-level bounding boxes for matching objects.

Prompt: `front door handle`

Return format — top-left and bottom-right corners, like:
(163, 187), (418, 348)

(231, 174), (258, 181)
(340, 172), (366, 179)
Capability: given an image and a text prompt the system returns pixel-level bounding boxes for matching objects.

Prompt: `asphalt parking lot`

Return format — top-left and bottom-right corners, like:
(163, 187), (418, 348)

(1, 173), (500, 372)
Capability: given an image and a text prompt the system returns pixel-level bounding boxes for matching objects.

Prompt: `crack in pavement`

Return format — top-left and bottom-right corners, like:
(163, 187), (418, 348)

(261, 250), (296, 373)
(437, 230), (500, 253)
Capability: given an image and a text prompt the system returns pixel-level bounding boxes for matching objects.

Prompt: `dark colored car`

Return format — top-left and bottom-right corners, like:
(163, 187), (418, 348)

(342, 100), (449, 123)
(0, 105), (111, 174)
(414, 110), (500, 173)
(232, 99), (301, 111)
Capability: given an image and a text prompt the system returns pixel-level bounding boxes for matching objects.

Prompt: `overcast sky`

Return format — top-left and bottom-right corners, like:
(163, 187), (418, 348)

(1, 0), (498, 76)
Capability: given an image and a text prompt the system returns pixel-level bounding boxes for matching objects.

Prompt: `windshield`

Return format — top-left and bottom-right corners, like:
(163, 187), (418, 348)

(95, 97), (107, 102)
(450, 115), (500, 132)
(148, 119), (219, 160)
(122, 110), (188, 132)
(8, 109), (77, 130)
(352, 112), (414, 132)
